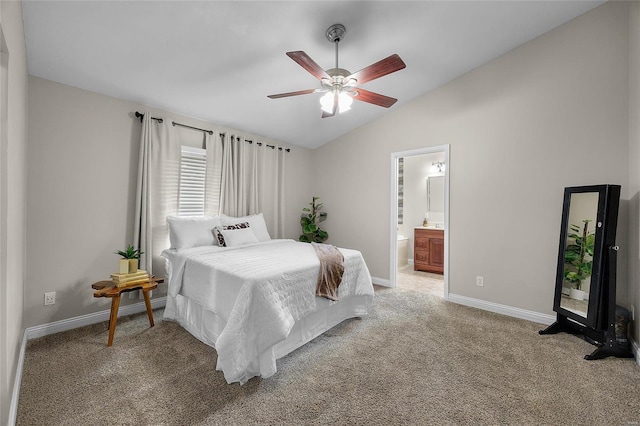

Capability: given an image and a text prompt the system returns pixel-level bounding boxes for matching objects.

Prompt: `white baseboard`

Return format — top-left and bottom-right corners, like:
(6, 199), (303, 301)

(26, 296), (166, 339)
(9, 297), (167, 426)
(448, 293), (556, 326)
(371, 276), (391, 287)
(408, 259), (414, 266)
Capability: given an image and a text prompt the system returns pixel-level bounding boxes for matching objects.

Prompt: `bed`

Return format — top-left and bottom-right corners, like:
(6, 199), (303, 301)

(161, 214), (374, 384)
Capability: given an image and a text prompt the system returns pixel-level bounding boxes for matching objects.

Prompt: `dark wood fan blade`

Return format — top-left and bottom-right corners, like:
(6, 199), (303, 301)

(347, 54), (406, 85)
(353, 88), (397, 108)
(322, 93), (339, 118)
(287, 51), (331, 81)
(268, 89), (316, 99)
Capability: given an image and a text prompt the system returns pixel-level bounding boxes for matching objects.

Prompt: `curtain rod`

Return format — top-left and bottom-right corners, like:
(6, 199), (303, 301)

(245, 140), (291, 152)
(135, 111), (213, 135)
(134, 111), (290, 152)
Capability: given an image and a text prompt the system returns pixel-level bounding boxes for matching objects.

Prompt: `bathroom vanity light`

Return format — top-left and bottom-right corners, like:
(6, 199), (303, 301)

(432, 161), (445, 173)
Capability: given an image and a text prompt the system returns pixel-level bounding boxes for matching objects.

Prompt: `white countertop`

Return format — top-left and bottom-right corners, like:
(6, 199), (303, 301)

(415, 225), (445, 230)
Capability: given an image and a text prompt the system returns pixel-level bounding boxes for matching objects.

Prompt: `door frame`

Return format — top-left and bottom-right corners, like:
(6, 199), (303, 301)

(389, 145), (450, 298)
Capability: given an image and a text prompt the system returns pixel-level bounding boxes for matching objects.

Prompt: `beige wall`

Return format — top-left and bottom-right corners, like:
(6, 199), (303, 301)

(25, 76), (313, 329)
(629, 1), (640, 347)
(313, 2), (630, 317)
(0, 1), (28, 424)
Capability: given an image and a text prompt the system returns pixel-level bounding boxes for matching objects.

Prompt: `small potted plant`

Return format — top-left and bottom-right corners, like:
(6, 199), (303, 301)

(115, 244), (144, 274)
(299, 196), (328, 243)
(563, 219), (595, 300)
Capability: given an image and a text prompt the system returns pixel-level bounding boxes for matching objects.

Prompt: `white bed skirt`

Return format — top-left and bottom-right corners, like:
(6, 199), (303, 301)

(164, 293), (370, 382)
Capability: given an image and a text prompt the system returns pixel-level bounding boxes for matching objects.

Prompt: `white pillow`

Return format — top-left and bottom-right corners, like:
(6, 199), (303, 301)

(167, 216), (222, 250)
(221, 213), (271, 242)
(220, 227), (259, 247)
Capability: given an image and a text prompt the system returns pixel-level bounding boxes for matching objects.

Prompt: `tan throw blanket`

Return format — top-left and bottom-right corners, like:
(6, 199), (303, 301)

(311, 242), (345, 301)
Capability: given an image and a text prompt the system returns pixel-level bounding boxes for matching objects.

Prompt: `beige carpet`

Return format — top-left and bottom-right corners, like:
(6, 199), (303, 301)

(17, 287), (640, 425)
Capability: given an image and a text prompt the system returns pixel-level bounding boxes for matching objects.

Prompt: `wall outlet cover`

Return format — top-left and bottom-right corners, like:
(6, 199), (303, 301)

(44, 292), (56, 306)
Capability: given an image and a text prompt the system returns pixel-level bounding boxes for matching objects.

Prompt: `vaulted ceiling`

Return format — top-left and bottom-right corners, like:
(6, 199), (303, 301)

(22, 1), (604, 149)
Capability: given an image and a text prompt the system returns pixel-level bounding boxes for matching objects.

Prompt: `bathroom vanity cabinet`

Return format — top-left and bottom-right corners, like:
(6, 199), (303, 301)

(414, 227), (444, 274)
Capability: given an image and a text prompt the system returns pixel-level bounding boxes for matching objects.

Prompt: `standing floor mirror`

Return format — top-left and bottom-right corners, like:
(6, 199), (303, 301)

(540, 184), (632, 360)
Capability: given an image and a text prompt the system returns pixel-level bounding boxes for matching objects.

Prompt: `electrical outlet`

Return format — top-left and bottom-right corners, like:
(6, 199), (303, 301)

(44, 292), (56, 306)
(476, 276), (484, 287)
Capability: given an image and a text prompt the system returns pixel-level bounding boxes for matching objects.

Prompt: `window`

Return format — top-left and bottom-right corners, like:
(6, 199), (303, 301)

(178, 146), (207, 216)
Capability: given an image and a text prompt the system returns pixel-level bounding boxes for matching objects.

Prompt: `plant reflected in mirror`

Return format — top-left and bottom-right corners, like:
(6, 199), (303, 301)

(563, 219), (595, 291)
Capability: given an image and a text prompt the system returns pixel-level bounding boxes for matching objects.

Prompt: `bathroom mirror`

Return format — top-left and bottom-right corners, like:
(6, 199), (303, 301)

(552, 185), (620, 329)
(427, 176), (444, 212)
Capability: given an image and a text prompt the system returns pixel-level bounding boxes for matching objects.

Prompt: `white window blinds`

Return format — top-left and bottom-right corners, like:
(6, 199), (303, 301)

(178, 146), (207, 216)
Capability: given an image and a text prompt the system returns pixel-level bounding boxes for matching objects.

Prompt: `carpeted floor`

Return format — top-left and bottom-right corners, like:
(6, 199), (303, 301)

(17, 287), (640, 425)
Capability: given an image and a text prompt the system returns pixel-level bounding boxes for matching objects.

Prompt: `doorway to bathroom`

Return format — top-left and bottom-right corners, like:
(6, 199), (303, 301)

(390, 145), (449, 298)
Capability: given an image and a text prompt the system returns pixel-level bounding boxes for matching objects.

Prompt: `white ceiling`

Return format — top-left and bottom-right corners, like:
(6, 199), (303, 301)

(22, 1), (604, 149)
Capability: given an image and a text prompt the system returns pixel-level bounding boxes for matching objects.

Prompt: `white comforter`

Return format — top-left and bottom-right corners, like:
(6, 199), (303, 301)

(162, 239), (374, 384)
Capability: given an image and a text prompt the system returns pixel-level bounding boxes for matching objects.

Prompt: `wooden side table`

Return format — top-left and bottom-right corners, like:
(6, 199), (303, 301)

(91, 277), (162, 346)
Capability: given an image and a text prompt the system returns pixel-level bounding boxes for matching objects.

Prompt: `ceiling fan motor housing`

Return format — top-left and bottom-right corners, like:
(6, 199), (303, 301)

(327, 68), (350, 78)
(322, 68), (356, 93)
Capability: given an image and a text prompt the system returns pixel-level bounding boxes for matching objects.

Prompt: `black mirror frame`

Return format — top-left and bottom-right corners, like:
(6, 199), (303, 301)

(541, 184), (634, 360)
(552, 184), (620, 329)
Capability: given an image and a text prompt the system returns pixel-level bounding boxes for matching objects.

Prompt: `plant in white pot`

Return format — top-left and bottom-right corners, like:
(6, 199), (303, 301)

(115, 244), (144, 274)
(563, 219), (595, 300)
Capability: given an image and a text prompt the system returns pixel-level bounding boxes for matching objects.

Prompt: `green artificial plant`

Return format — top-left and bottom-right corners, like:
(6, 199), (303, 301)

(299, 196), (328, 243)
(563, 219), (595, 290)
(115, 244), (144, 259)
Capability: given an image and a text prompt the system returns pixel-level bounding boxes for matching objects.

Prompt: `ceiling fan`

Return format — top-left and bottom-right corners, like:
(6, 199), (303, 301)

(268, 24), (406, 118)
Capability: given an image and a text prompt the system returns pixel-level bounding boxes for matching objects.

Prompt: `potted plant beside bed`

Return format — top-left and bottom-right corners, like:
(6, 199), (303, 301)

(563, 219), (595, 300)
(115, 244), (144, 274)
(299, 196), (328, 243)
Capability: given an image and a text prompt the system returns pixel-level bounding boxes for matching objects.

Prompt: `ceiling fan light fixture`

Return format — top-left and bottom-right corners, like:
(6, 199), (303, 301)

(338, 92), (353, 113)
(320, 92), (334, 113)
(320, 91), (353, 114)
